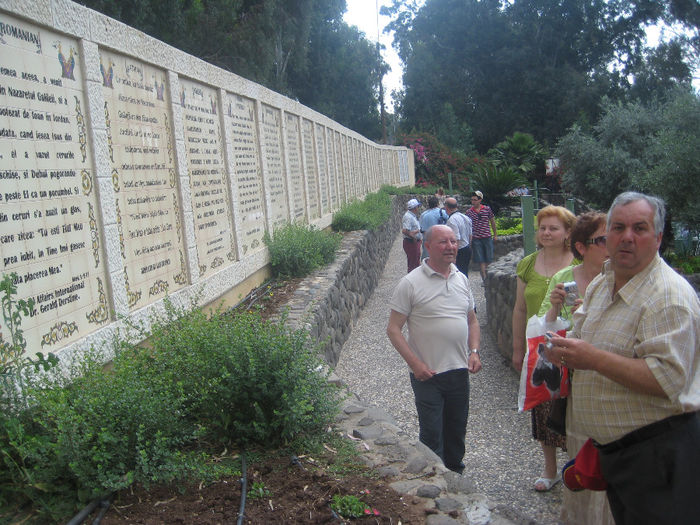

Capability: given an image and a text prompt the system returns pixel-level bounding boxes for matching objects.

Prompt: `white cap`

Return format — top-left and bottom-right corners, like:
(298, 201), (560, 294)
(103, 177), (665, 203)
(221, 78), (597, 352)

(406, 198), (421, 209)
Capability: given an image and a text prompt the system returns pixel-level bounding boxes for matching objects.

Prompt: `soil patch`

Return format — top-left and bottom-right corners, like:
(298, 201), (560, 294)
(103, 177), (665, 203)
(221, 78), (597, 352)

(99, 454), (427, 524)
(234, 277), (305, 321)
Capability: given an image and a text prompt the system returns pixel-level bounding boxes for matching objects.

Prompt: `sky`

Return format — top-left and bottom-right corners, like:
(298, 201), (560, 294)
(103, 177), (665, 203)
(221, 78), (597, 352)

(344, 1), (699, 110)
(343, 0), (408, 111)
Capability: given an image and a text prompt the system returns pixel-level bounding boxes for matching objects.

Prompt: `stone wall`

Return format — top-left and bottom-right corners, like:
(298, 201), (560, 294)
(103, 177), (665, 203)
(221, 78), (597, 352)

(484, 248), (523, 361)
(276, 196), (408, 366)
(0, 0), (413, 366)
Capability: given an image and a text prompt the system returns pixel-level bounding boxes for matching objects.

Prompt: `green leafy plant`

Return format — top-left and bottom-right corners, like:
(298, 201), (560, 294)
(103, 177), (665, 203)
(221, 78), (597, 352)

(330, 493), (370, 518)
(468, 163), (527, 215)
(264, 222), (342, 278)
(495, 217), (523, 236)
(332, 190), (392, 231)
(248, 481), (271, 500)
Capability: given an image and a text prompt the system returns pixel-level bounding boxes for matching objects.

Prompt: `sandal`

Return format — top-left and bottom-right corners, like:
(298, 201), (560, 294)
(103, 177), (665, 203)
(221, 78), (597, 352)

(534, 474), (561, 492)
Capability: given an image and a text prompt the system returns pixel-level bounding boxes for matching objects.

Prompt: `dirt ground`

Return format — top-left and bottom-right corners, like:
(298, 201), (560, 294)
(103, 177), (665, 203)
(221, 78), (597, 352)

(98, 454), (428, 524)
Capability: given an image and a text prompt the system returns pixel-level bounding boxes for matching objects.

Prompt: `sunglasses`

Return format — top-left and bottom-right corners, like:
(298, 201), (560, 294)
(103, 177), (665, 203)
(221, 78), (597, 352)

(585, 235), (607, 247)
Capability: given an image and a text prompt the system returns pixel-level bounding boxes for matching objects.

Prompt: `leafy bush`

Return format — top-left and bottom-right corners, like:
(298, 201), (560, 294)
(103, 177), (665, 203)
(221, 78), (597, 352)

(264, 222), (341, 278)
(331, 494), (370, 518)
(1, 291), (340, 521)
(332, 190), (392, 231)
(495, 217), (523, 236)
(468, 163), (527, 215)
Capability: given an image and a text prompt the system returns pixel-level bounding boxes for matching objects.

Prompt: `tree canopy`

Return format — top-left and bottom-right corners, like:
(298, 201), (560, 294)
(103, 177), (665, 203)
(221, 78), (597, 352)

(384, 0), (698, 152)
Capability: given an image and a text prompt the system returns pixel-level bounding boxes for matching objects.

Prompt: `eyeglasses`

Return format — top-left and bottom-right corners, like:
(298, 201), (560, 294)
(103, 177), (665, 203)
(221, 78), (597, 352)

(585, 235), (607, 247)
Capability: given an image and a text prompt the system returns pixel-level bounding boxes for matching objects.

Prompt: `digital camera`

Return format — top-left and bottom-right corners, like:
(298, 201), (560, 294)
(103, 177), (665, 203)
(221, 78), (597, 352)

(562, 281), (579, 306)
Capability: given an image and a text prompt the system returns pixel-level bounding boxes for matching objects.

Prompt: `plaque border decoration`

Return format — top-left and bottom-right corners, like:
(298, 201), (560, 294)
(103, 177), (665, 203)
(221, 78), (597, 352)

(111, 168), (120, 193)
(56, 43), (76, 80)
(164, 114), (176, 189)
(211, 256), (224, 269)
(173, 250), (188, 285)
(88, 203), (100, 267)
(115, 199), (125, 258)
(148, 279), (169, 297)
(74, 96), (87, 162)
(41, 320), (79, 347)
(173, 194), (181, 243)
(81, 169), (92, 196)
(104, 102), (114, 162)
(86, 277), (109, 324)
(100, 57), (114, 88)
(124, 267), (142, 308)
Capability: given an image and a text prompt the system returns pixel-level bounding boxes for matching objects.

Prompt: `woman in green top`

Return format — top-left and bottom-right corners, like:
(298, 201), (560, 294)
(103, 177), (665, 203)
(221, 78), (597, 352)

(512, 205), (576, 492)
(539, 212), (614, 525)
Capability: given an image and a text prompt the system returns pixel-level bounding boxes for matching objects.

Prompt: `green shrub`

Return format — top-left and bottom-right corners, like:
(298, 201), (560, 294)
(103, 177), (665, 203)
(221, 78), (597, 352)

(495, 216), (523, 236)
(1, 292), (340, 521)
(332, 190), (392, 231)
(264, 222), (341, 278)
(380, 184), (435, 195)
(331, 494), (370, 518)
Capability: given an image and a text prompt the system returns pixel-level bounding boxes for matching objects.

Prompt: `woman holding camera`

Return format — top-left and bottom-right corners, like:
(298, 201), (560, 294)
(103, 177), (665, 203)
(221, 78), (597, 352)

(538, 211), (614, 525)
(512, 205), (576, 492)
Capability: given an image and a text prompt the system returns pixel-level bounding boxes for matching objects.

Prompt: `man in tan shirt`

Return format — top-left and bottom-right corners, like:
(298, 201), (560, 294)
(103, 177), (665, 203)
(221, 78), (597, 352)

(549, 192), (699, 524)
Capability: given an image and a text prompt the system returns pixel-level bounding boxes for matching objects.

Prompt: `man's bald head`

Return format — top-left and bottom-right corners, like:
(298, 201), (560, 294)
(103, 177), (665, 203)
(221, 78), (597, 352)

(445, 198), (458, 210)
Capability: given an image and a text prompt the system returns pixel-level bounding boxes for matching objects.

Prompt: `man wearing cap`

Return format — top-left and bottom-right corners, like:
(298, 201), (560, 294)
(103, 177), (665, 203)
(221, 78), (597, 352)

(465, 191), (497, 283)
(548, 192), (699, 524)
(402, 198), (422, 272)
(444, 197), (472, 276)
(387, 225), (482, 474)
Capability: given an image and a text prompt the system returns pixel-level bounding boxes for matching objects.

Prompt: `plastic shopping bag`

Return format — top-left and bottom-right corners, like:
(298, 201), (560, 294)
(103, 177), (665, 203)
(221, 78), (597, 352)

(517, 315), (570, 412)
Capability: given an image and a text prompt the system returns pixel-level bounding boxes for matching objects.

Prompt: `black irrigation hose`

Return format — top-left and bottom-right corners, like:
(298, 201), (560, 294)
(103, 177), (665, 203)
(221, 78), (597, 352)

(236, 452), (248, 525)
(65, 493), (112, 525)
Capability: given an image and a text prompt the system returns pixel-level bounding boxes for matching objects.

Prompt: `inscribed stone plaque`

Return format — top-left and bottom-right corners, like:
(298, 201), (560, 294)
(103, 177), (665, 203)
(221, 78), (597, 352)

(314, 123), (328, 214)
(226, 93), (264, 255)
(179, 78), (235, 277)
(100, 50), (186, 310)
(334, 131), (346, 205)
(301, 119), (319, 219)
(260, 104), (288, 229)
(284, 113), (305, 221)
(325, 127), (337, 210)
(0, 15), (110, 355)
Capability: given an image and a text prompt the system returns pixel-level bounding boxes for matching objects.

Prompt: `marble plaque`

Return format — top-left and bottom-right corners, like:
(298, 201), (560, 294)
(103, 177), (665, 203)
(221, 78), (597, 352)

(284, 113), (305, 221)
(301, 119), (319, 219)
(180, 78), (235, 277)
(100, 50), (186, 309)
(0, 14), (110, 355)
(226, 93), (264, 255)
(260, 104), (288, 229)
(325, 127), (337, 210)
(334, 131), (346, 205)
(314, 123), (328, 213)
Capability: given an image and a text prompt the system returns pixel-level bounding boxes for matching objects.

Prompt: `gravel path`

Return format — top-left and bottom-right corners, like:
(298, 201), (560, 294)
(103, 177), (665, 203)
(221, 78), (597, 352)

(334, 233), (569, 524)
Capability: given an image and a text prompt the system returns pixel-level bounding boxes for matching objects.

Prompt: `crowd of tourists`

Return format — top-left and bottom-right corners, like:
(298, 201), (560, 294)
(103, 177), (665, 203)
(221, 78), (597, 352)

(392, 189), (698, 524)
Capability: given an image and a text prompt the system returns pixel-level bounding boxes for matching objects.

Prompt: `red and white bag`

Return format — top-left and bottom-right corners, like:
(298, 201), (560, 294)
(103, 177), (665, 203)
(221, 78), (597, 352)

(518, 315), (570, 412)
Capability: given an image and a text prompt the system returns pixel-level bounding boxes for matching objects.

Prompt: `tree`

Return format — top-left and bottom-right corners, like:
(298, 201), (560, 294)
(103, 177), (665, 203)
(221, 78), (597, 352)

(487, 132), (545, 182)
(556, 90), (700, 229)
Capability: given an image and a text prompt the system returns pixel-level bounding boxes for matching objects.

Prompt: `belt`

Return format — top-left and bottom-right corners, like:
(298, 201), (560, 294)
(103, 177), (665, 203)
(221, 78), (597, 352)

(594, 411), (698, 454)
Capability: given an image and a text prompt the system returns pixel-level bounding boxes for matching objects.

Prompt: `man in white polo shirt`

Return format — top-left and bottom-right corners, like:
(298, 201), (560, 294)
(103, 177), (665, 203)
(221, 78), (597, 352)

(387, 225), (482, 473)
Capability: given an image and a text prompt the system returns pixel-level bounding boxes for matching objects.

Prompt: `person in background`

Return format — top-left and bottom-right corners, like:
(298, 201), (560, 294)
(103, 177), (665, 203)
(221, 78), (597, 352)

(419, 196), (448, 259)
(538, 211), (614, 525)
(444, 197), (473, 276)
(548, 192), (699, 524)
(465, 191), (498, 284)
(435, 187), (446, 208)
(387, 225), (482, 474)
(512, 205), (576, 492)
(402, 198), (422, 273)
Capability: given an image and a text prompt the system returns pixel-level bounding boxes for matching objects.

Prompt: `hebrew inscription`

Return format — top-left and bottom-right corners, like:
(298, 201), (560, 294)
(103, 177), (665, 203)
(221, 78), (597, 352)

(0, 15), (110, 355)
(100, 50), (186, 309)
(180, 79), (235, 277)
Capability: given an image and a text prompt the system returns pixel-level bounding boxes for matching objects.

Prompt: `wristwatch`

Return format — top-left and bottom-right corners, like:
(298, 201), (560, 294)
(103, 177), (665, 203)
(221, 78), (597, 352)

(470, 348), (480, 356)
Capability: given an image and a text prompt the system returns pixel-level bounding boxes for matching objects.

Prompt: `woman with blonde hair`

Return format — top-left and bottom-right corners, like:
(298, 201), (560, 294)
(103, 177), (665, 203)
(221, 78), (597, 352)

(512, 205), (576, 492)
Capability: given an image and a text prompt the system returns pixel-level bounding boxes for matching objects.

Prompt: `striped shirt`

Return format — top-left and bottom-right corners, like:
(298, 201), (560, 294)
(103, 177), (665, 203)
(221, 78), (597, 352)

(570, 254), (700, 444)
(465, 205), (494, 238)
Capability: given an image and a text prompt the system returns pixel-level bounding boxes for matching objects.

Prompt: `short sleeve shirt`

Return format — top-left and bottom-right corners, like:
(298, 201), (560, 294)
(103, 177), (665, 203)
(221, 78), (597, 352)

(402, 210), (421, 239)
(446, 212), (472, 249)
(466, 205), (494, 238)
(389, 260), (475, 373)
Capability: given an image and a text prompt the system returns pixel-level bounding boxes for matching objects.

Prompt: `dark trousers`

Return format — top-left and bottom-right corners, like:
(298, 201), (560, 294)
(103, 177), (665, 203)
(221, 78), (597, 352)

(456, 245), (472, 276)
(403, 238), (421, 273)
(598, 412), (699, 525)
(410, 368), (469, 473)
